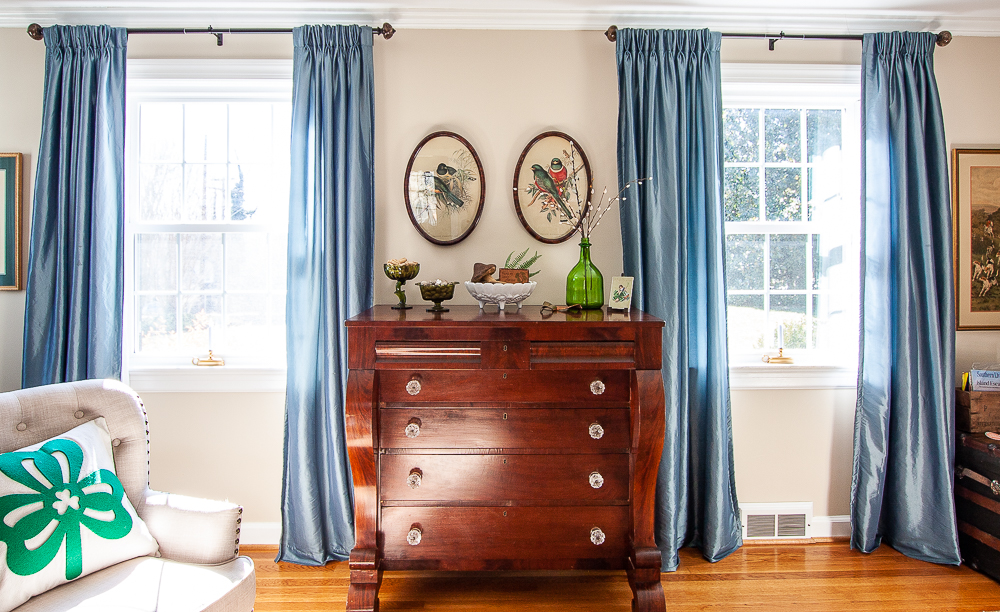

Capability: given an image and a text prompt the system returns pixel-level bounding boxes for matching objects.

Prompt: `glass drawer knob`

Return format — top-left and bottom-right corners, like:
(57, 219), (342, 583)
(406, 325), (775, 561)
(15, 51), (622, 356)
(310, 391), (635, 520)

(407, 526), (422, 546)
(590, 380), (606, 395)
(589, 471), (604, 489)
(404, 419), (421, 438)
(407, 468), (422, 489)
(589, 423), (604, 440)
(406, 379), (421, 395)
(590, 526), (606, 546)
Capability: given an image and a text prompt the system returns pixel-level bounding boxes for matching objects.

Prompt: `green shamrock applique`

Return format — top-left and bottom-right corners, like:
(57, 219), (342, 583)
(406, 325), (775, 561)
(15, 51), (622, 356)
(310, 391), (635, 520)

(0, 437), (133, 580)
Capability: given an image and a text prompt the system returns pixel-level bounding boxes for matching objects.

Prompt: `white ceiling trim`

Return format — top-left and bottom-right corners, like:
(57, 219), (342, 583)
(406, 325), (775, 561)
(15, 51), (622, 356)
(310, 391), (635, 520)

(3, 3), (1000, 37)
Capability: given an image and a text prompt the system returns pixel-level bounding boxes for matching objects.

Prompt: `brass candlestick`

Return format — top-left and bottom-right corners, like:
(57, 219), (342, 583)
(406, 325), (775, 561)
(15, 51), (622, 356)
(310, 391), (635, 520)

(763, 348), (794, 364)
(192, 350), (226, 366)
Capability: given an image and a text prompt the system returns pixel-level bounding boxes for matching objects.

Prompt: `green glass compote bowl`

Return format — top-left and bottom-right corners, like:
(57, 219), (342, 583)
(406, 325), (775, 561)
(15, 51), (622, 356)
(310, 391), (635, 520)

(384, 261), (420, 310)
(417, 281), (458, 313)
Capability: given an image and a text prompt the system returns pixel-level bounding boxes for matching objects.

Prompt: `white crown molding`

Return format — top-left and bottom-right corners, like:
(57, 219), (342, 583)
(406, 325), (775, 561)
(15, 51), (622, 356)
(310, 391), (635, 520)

(2, 1), (1000, 36)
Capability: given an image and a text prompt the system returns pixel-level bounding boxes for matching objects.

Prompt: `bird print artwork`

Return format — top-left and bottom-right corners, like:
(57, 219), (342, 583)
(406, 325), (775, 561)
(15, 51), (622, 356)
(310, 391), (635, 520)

(530, 164), (574, 220)
(431, 173), (465, 209)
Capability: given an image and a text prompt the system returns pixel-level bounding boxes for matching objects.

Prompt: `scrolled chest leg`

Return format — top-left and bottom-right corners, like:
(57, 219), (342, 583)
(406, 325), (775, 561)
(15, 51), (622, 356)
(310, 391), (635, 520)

(347, 548), (382, 612)
(627, 546), (665, 612)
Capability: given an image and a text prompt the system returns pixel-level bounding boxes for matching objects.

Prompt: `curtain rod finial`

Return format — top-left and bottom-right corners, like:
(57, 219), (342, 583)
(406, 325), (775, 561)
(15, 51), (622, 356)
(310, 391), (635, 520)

(27, 23), (43, 40)
(605, 25), (617, 42)
(936, 30), (952, 46)
(377, 22), (395, 40)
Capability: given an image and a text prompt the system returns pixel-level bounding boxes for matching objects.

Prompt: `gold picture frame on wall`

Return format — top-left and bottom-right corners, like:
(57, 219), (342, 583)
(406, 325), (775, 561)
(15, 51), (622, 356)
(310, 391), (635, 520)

(0, 152), (23, 291)
(954, 148), (1000, 329)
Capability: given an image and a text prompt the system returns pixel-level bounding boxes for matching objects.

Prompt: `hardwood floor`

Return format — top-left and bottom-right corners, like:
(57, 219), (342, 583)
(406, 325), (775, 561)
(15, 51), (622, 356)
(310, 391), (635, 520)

(245, 542), (1000, 611)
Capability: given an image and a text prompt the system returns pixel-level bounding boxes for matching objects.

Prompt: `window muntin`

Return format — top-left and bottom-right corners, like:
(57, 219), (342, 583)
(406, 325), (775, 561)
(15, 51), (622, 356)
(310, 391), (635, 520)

(722, 85), (859, 364)
(125, 66), (291, 371)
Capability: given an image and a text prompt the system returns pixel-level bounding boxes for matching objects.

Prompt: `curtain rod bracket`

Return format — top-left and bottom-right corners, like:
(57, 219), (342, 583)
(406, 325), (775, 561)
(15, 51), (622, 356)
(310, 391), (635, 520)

(768, 32), (785, 51)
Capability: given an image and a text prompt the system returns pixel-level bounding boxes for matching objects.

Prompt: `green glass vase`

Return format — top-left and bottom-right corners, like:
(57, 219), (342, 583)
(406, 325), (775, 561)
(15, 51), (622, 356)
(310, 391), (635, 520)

(566, 238), (604, 309)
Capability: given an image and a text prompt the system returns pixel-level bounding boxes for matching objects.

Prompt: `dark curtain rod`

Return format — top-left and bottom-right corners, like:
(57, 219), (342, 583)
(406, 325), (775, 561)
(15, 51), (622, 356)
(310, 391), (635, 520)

(27, 22), (395, 46)
(604, 25), (952, 49)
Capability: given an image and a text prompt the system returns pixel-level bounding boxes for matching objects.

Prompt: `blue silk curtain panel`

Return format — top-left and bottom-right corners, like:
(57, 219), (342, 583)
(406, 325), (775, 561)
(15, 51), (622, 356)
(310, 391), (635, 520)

(616, 28), (742, 571)
(22, 25), (126, 388)
(279, 25), (375, 565)
(852, 32), (960, 565)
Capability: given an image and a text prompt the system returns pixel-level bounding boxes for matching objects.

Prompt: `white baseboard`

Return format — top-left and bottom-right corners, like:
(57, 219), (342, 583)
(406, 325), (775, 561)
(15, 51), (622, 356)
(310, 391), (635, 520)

(810, 515), (851, 539)
(240, 522), (281, 545)
(235, 516), (851, 548)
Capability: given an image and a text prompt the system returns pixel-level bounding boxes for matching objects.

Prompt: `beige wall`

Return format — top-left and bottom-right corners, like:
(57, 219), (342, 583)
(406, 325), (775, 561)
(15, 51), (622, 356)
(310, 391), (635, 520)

(1, 27), (999, 528)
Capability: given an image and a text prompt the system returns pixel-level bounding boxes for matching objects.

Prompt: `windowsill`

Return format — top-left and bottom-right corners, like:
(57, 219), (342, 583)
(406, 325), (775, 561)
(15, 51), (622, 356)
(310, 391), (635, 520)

(126, 365), (286, 394)
(729, 364), (857, 390)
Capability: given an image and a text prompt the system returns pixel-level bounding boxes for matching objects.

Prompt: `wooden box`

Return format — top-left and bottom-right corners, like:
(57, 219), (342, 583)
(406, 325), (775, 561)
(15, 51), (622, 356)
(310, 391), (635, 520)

(956, 432), (1000, 582)
(956, 389), (1000, 433)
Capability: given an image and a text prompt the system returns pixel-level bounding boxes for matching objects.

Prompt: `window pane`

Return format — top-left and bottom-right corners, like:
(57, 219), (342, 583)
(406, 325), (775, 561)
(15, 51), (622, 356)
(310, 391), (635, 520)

(807, 109), (842, 162)
(764, 109), (801, 163)
(770, 234), (807, 290)
(139, 104), (182, 162)
(137, 234), (177, 291)
(270, 233), (287, 293)
(138, 295), (177, 352)
(181, 294), (222, 353)
(727, 294), (764, 351)
(229, 164), (275, 221)
(180, 233), (223, 291)
(225, 293), (268, 354)
(724, 108), (759, 163)
(229, 104), (273, 164)
(184, 103), (228, 163)
(226, 232), (269, 292)
(184, 164), (229, 221)
(725, 167), (759, 222)
(765, 168), (802, 221)
(139, 164), (182, 222)
(812, 234), (823, 290)
(726, 234), (764, 290)
(770, 294), (807, 349)
(807, 144), (843, 221)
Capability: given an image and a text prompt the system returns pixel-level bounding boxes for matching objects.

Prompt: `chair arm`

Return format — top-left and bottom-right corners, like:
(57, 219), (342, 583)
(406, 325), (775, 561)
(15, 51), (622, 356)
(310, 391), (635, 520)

(141, 490), (243, 565)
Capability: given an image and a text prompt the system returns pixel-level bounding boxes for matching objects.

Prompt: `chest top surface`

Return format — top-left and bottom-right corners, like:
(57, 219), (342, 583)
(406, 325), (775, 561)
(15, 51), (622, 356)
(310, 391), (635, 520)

(346, 305), (664, 328)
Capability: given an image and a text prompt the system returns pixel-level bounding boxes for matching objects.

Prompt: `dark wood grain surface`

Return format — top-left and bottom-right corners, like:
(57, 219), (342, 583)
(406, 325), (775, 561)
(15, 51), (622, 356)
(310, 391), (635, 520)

(380, 407), (630, 450)
(378, 369), (630, 403)
(380, 506), (628, 567)
(380, 453), (629, 502)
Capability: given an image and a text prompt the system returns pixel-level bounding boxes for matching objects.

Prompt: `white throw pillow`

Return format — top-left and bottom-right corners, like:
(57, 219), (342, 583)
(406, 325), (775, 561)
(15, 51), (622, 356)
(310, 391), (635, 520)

(0, 417), (159, 612)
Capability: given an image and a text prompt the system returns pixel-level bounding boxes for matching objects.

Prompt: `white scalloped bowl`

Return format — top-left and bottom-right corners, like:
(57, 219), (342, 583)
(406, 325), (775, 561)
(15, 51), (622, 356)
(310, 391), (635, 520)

(465, 281), (537, 310)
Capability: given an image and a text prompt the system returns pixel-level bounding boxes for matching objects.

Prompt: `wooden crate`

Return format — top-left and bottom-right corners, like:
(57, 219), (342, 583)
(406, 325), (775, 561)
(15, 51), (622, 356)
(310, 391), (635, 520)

(957, 389), (1000, 433)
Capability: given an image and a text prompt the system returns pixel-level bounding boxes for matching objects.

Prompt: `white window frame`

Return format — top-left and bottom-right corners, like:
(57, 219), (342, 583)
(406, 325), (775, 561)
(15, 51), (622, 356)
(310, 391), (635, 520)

(122, 59), (292, 393)
(721, 64), (861, 389)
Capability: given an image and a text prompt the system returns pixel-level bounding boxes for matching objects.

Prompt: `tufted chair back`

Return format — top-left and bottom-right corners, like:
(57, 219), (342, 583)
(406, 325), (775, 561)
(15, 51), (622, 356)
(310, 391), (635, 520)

(0, 379), (151, 515)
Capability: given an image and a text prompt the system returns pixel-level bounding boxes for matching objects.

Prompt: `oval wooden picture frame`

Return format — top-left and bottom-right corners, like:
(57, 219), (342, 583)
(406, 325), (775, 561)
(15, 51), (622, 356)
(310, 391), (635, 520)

(404, 131), (486, 246)
(512, 131), (592, 244)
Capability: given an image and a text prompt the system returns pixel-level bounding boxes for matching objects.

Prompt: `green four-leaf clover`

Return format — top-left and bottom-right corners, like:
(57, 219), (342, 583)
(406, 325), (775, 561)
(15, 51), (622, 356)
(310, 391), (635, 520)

(0, 437), (133, 580)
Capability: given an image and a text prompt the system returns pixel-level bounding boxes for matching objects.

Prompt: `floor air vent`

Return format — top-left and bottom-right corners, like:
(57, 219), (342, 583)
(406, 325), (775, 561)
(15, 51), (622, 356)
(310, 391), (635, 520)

(740, 502), (812, 540)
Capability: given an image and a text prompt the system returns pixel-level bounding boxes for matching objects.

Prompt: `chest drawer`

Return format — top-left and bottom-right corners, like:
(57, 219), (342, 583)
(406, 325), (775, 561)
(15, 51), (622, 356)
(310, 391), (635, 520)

(381, 505), (628, 569)
(379, 370), (630, 404)
(380, 454), (629, 502)
(380, 408), (629, 450)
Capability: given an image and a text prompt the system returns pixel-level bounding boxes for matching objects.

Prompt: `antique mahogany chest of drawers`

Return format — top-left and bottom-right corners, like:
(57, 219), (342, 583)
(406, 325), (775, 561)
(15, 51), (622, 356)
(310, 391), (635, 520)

(344, 305), (666, 611)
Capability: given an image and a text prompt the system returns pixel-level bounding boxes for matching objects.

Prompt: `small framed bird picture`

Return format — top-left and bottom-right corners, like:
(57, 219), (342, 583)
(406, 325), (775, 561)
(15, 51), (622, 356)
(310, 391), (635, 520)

(404, 131), (486, 245)
(512, 131), (592, 244)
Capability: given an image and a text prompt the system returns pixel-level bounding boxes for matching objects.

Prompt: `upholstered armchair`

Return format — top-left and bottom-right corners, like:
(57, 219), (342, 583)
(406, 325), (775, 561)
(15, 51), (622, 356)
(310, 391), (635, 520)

(0, 379), (255, 611)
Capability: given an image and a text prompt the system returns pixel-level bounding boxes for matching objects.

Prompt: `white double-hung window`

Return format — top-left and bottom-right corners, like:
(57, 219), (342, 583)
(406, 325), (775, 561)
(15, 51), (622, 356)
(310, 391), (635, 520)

(123, 60), (292, 391)
(721, 65), (861, 387)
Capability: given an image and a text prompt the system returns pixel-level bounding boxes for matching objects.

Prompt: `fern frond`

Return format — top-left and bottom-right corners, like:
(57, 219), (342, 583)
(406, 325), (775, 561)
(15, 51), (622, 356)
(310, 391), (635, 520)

(506, 248), (529, 268)
(529, 269), (540, 278)
(521, 251), (541, 269)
